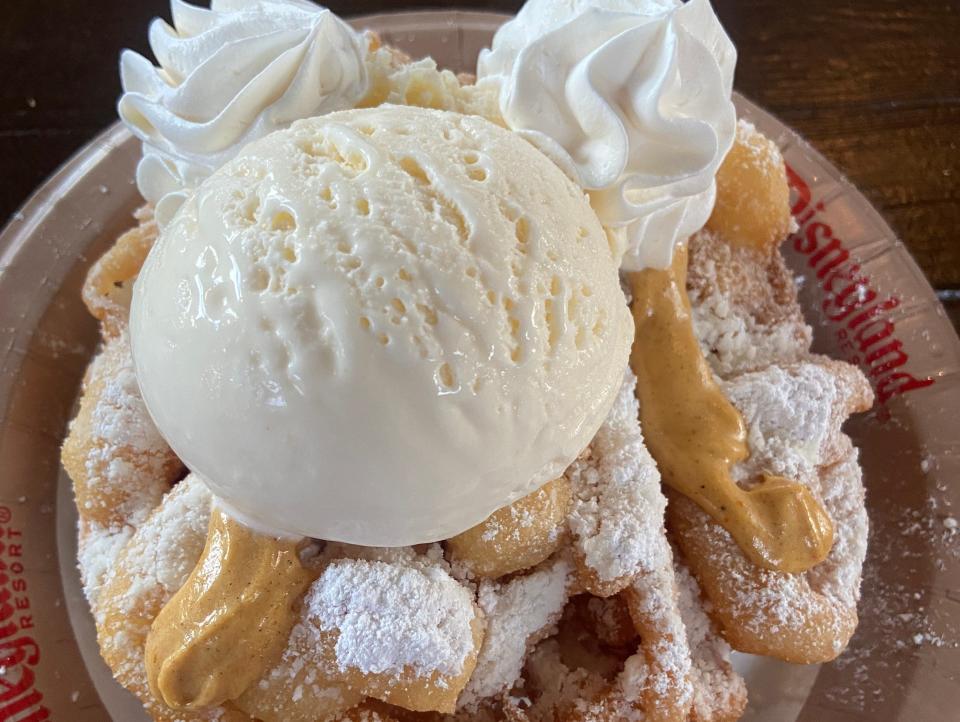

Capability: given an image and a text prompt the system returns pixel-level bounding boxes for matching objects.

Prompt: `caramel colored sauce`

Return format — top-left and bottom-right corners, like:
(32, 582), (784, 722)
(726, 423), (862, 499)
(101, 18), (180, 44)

(627, 246), (834, 574)
(144, 507), (316, 709)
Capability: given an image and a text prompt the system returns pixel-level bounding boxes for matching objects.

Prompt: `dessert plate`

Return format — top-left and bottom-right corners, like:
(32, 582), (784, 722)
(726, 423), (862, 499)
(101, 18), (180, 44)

(0, 10), (956, 722)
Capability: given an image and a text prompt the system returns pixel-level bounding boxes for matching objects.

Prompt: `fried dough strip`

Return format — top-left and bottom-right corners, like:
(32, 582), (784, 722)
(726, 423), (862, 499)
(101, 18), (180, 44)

(667, 359), (871, 664)
(82, 205), (158, 337)
(63, 332), (181, 529)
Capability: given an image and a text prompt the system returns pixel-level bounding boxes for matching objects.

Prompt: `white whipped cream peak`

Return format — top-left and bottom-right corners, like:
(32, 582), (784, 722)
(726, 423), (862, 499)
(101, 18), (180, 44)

(118, 0), (369, 227)
(478, 0), (737, 270)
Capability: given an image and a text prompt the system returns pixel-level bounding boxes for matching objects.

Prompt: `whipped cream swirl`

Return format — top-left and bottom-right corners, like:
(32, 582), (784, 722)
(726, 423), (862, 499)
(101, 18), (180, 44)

(478, 0), (737, 270)
(119, 0), (369, 227)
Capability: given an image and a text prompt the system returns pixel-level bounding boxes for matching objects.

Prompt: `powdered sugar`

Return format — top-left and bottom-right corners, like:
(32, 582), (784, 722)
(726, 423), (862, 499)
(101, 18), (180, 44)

(97, 475), (212, 627)
(307, 558), (477, 679)
(480, 503), (537, 543)
(725, 363), (839, 486)
(77, 522), (132, 611)
(621, 561), (693, 710)
(692, 279), (810, 377)
(236, 625), (359, 722)
(80, 333), (178, 523)
(687, 228), (812, 378)
(68, 333), (183, 614)
(114, 476), (212, 604)
(88, 352), (166, 467)
(807, 445), (869, 610)
(565, 371), (668, 592)
(724, 360), (872, 491)
(460, 555), (571, 707)
(674, 564), (746, 720)
(733, 120), (783, 177)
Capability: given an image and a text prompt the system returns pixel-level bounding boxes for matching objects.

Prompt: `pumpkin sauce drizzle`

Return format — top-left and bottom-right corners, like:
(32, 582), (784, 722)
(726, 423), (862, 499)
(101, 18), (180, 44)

(144, 507), (316, 709)
(627, 244), (834, 574)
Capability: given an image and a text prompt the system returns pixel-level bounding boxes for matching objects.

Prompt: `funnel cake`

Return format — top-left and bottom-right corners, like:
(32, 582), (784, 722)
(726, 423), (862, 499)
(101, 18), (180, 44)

(63, 29), (871, 722)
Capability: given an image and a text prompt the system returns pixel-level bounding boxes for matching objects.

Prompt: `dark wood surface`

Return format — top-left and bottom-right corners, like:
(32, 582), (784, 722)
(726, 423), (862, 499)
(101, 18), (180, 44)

(2, 0), (958, 326)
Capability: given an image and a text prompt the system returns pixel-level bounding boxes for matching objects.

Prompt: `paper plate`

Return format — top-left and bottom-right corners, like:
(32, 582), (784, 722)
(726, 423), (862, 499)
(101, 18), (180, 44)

(0, 10), (957, 721)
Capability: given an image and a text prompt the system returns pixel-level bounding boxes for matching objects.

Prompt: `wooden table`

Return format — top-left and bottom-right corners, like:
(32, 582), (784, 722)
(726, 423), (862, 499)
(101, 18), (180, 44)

(2, 0), (957, 327)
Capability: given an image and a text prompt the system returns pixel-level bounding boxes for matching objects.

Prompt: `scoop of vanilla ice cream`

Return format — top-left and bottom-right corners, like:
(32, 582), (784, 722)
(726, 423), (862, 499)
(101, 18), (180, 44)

(131, 104), (633, 544)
